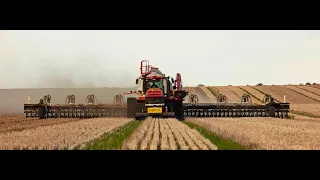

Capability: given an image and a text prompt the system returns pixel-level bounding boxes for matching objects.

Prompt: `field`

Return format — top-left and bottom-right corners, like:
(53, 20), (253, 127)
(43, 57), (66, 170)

(290, 104), (320, 117)
(0, 113), (82, 134)
(298, 86), (320, 96)
(198, 86), (217, 101)
(1, 84), (320, 150)
(206, 85), (320, 117)
(0, 117), (132, 150)
(186, 117), (320, 150)
(184, 87), (214, 103)
(122, 117), (217, 150)
(214, 86), (241, 103)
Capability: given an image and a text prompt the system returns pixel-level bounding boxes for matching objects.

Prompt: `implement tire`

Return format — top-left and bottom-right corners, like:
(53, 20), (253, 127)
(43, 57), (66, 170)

(127, 97), (137, 119)
(268, 106), (276, 117)
(39, 106), (46, 119)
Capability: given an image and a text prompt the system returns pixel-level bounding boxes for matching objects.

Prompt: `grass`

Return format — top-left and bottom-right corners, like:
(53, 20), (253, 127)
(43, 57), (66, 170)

(182, 121), (247, 150)
(287, 114), (295, 119)
(82, 120), (142, 150)
(206, 87), (219, 98)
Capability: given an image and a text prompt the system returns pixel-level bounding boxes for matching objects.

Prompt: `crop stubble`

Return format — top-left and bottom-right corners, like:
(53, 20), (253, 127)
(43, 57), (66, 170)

(162, 119), (178, 150)
(240, 86), (265, 102)
(123, 118), (217, 150)
(186, 117), (320, 150)
(0, 117), (133, 150)
(215, 86), (240, 103)
(287, 86), (320, 102)
(291, 104), (320, 116)
(299, 86), (320, 96)
(288, 113), (320, 122)
(0, 114), (85, 134)
(228, 86), (262, 104)
(199, 86), (217, 101)
(185, 87), (213, 103)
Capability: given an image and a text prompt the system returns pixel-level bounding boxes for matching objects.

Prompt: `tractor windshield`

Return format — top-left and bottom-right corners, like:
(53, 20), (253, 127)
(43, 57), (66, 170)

(147, 80), (163, 89)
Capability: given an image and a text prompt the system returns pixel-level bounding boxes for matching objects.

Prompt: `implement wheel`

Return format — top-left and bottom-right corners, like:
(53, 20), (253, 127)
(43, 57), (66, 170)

(39, 106), (46, 119)
(127, 97), (137, 119)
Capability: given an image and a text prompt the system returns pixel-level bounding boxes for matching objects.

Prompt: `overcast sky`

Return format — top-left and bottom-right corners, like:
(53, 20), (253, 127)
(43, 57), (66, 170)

(0, 30), (319, 89)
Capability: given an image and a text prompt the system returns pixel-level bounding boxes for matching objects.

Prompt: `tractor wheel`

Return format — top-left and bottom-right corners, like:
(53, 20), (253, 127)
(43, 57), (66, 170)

(136, 101), (146, 121)
(127, 97), (137, 119)
(39, 106), (46, 119)
(174, 101), (184, 120)
(136, 101), (145, 113)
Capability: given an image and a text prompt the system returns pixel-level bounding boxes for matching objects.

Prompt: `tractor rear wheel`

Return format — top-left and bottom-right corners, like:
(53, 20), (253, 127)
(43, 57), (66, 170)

(174, 100), (184, 120)
(127, 97), (137, 119)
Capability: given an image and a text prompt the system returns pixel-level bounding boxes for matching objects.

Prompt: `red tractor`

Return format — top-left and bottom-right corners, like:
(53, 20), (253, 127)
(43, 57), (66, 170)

(124, 60), (188, 120)
(23, 60), (290, 119)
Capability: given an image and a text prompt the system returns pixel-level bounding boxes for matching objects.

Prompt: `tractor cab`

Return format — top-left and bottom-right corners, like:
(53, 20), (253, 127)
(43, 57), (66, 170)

(146, 79), (163, 89)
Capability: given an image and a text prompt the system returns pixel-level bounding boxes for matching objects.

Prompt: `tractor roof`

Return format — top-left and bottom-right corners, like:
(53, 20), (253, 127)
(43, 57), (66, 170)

(146, 68), (164, 79)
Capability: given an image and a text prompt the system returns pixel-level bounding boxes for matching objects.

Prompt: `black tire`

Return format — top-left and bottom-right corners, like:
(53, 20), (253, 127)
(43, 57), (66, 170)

(174, 101), (184, 120)
(136, 101), (146, 121)
(39, 106), (46, 119)
(136, 101), (145, 113)
(127, 97), (137, 118)
(268, 106), (276, 117)
(166, 101), (174, 113)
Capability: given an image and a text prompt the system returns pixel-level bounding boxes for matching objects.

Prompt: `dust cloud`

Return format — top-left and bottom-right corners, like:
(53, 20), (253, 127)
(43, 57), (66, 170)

(0, 30), (137, 89)
(1, 30), (319, 88)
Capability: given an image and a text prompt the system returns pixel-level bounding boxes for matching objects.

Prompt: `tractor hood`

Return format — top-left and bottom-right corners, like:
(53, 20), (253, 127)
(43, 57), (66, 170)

(145, 88), (163, 98)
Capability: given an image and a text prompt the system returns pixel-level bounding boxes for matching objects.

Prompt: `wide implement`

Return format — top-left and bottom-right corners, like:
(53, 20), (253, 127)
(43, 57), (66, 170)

(23, 60), (290, 120)
(183, 102), (290, 118)
(24, 94), (127, 119)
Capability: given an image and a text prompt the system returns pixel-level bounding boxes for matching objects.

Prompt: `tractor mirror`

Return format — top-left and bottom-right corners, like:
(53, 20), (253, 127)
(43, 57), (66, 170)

(173, 86), (176, 89)
(135, 79), (138, 84)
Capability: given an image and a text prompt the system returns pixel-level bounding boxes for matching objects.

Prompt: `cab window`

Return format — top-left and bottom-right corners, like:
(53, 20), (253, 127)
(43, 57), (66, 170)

(147, 80), (163, 89)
